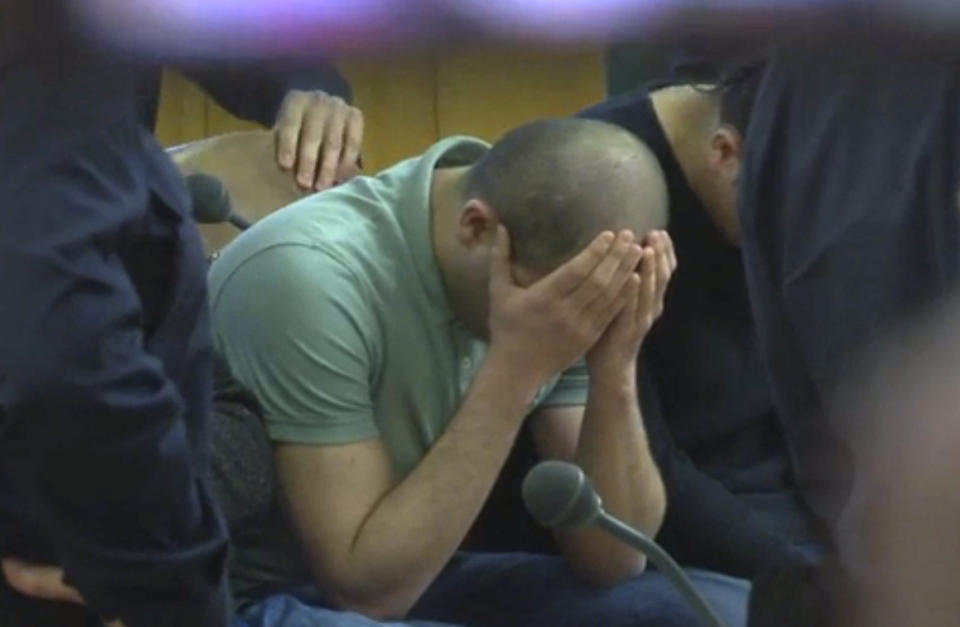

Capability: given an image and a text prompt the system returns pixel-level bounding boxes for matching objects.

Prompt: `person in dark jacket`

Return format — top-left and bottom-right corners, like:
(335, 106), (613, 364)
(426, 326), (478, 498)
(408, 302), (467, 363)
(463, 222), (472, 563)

(576, 69), (827, 579)
(0, 8), (231, 625)
(738, 41), (960, 538)
(458, 65), (824, 583)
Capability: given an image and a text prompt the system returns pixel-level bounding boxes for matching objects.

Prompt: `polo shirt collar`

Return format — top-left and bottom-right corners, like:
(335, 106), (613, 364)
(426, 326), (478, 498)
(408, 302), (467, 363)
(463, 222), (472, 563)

(397, 136), (490, 324)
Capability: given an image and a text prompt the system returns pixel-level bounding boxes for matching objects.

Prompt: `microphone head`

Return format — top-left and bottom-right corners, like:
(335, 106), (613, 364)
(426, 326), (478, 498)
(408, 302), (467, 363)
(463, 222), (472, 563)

(186, 173), (233, 224)
(522, 460), (602, 528)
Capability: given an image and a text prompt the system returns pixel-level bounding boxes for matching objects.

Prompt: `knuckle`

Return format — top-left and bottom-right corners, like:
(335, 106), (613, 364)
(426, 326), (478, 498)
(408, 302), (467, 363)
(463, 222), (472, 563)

(586, 271), (606, 289)
(301, 137), (323, 152)
(572, 267), (590, 284)
(285, 90), (307, 105)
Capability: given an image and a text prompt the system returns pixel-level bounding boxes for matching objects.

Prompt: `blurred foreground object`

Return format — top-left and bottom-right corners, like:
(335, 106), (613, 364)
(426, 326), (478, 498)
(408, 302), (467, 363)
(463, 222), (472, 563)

(833, 295), (960, 627)
(747, 296), (960, 627)
(68, 0), (960, 60)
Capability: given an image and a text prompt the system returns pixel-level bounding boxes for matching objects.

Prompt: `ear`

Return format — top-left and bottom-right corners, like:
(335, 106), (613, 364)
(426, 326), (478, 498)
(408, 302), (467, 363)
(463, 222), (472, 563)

(709, 124), (744, 185)
(456, 198), (499, 250)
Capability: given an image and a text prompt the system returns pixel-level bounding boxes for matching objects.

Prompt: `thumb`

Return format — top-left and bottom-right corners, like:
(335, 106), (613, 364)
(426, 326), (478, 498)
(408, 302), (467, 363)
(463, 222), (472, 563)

(489, 224), (513, 287)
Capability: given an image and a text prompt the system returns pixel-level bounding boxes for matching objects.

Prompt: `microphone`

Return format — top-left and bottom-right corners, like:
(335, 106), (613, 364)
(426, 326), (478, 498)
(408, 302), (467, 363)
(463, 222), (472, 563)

(522, 461), (728, 627)
(185, 173), (252, 230)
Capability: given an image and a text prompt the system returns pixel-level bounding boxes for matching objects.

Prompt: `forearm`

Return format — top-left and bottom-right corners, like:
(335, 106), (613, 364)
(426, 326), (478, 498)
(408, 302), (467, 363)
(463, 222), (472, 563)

(335, 353), (541, 616)
(562, 364), (666, 582)
(185, 61), (351, 126)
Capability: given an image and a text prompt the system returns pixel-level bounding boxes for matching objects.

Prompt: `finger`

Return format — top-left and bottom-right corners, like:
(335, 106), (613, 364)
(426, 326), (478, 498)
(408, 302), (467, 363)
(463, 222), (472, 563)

(335, 161), (361, 185)
(274, 92), (308, 171)
(649, 230), (676, 275)
(2, 559), (85, 605)
(587, 267), (641, 337)
(579, 240), (643, 323)
(295, 94), (331, 189)
(622, 272), (642, 320)
(337, 107), (364, 178)
(316, 103), (349, 191)
(637, 247), (658, 322)
(654, 234), (672, 310)
(540, 231), (615, 296)
(569, 230), (634, 306)
(661, 230), (678, 273)
(488, 224), (514, 289)
(612, 271), (641, 321)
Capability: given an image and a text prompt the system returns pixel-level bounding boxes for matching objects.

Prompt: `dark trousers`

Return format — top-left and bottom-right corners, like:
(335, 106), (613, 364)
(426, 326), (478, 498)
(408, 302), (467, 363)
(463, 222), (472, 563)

(239, 552), (750, 627)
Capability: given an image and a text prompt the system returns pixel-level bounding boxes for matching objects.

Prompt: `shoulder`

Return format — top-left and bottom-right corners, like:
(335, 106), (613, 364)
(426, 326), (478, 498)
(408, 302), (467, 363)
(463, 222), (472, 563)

(576, 87), (655, 137)
(209, 185), (393, 301)
(210, 241), (367, 325)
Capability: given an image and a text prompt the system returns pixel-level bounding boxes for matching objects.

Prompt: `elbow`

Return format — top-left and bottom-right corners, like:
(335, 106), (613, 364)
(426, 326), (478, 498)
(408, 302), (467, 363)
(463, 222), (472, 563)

(571, 554), (648, 588)
(332, 600), (410, 623)
(307, 551), (432, 621)
(644, 480), (669, 539)
(325, 584), (418, 622)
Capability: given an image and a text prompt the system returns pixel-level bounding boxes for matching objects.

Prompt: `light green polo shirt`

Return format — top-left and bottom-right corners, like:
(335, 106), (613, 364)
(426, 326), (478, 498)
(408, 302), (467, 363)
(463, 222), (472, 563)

(208, 136), (588, 603)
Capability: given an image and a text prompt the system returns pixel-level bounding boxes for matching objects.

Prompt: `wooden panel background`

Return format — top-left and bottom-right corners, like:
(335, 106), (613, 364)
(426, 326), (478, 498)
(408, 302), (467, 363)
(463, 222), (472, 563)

(155, 47), (606, 172)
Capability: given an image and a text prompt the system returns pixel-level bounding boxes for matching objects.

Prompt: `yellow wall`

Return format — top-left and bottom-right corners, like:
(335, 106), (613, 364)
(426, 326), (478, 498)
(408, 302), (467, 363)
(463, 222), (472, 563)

(155, 47), (606, 172)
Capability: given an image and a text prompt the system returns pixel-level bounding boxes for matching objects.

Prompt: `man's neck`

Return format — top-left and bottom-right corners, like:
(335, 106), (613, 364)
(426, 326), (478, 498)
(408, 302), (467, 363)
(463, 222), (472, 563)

(430, 166), (483, 332)
(649, 85), (717, 199)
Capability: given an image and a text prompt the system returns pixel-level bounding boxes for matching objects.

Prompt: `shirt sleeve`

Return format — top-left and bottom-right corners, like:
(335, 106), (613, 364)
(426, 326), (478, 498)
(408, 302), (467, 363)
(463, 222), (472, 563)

(0, 133), (229, 626)
(539, 360), (589, 407)
(184, 60), (353, 127)
(211, 245), (380, 445)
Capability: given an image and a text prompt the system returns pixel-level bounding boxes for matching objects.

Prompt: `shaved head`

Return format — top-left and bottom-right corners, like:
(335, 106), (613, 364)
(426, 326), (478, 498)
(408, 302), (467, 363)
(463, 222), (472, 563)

(464, 118), (667, 273)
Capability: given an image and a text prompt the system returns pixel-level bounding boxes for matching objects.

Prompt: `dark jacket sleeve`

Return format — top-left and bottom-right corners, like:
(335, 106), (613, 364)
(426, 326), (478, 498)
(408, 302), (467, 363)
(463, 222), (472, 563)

(637, 356), (802, 578)
(0, 129), (229, 627)
(740, 50), (960, 526)
(184, 61), (353, 127)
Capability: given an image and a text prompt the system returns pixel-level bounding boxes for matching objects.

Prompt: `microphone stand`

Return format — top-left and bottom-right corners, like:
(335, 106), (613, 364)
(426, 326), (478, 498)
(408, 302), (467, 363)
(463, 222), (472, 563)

(594, 512), (728, 627)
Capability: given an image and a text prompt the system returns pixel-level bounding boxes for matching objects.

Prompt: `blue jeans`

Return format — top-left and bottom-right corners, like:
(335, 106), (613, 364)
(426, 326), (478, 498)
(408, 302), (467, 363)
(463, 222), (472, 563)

(236, 552), (750, 627)
(236, 595), (454, 627)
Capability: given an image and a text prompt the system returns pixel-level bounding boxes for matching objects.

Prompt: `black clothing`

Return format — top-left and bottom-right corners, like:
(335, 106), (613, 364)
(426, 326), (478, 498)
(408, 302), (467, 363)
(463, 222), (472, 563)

(739, 46), (960, 528)
(578, 86), (822, 577)
(0, 32), (229, 627)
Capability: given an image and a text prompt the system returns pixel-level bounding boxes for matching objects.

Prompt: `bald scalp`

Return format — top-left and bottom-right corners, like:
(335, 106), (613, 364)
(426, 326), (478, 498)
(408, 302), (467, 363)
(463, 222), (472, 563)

(464, 118), (667, 273)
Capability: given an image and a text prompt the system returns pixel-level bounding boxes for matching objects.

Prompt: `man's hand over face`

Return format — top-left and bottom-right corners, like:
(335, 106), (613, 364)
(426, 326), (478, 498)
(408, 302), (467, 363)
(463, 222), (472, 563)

(487, 227), (645, 387)
(586, 230), (676, 377)
(274, 89), (364, 191)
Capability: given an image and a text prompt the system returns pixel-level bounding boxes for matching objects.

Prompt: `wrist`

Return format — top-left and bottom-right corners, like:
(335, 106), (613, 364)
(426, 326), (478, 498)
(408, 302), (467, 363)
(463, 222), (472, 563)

(588, 360), (637, 395)
(478, 345), (547, 405)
